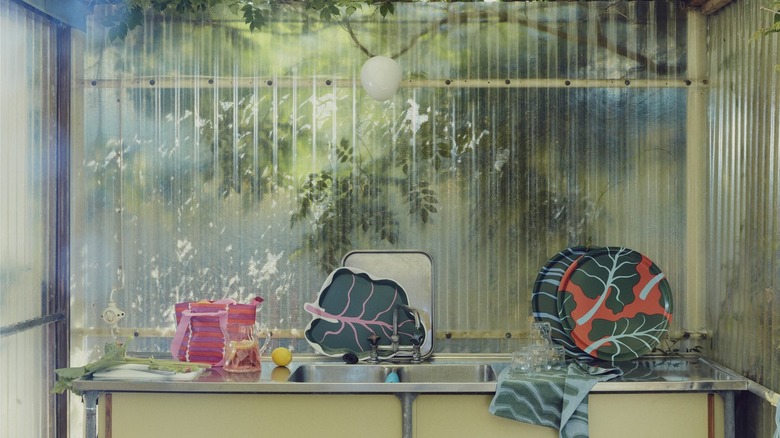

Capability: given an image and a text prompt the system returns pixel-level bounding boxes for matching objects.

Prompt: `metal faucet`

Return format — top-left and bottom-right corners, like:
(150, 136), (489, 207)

(396, 304), (422, 330)
(366, 303), (425, 363)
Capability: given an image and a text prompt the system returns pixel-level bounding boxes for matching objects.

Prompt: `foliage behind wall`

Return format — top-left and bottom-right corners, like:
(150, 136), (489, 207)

(73, 2), (689, 357)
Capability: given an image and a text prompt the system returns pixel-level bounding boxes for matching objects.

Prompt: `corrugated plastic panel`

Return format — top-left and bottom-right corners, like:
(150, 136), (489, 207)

(708, 1), (780, 435)
(0, 0), (58, 436)
(73, 3), (689, 356)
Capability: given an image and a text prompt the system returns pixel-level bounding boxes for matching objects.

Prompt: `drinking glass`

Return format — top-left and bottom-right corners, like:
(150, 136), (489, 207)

(548, 345), (567, 371)
(510, 348), (533, 376)
(530, 321), (553, 347)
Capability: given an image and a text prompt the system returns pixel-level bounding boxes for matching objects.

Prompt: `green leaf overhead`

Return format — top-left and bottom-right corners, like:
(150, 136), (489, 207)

(752, 1), (780, 40)
(99, 0), (397, 40)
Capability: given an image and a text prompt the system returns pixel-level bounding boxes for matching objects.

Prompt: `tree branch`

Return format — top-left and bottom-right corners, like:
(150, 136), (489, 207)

(342, 13), (449, 59)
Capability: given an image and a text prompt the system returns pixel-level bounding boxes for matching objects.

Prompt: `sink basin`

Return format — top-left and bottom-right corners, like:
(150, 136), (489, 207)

(286, 363), (497, 383)
(287, 364), (393, 383)
(396, 364), (496, 383)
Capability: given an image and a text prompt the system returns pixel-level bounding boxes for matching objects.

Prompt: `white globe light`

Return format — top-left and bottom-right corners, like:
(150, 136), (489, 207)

(360, 56), (402, 101)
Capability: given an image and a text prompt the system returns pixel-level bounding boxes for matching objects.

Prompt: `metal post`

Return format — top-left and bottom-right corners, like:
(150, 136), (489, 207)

(397, 392), (418, 438)
(684, 9), (709, 336)
(83, 391), (102, 438)
(720, 391), (735, 438)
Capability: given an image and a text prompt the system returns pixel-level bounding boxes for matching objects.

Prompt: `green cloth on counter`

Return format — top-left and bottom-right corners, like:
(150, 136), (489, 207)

(774, 403), (779, 438)
(488, 362), (622, 438)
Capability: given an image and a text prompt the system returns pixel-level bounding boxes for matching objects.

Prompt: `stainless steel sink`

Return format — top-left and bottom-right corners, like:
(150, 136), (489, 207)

(286, 363), (496, 383)
(287, 364), (393, 383)
(396, 364), (496, 383)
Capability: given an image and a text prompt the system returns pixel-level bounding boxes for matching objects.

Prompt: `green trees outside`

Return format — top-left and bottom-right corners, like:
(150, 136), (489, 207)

(78, 2), (687, 342)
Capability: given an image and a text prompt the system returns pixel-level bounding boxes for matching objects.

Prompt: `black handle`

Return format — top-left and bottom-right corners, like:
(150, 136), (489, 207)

(342, 352), (359, 364)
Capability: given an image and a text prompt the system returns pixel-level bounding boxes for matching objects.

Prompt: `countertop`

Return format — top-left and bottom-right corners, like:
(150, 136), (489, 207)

(73, 353), (750, 395)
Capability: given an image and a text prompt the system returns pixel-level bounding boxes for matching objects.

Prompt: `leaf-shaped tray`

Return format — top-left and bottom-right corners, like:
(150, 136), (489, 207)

(557, 247), (673, 362)
(531, 246), (594, 360)
(304, 266), (427, 360)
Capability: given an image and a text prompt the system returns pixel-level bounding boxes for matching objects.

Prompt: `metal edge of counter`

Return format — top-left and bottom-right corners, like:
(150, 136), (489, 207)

(73, 354), (751, 394)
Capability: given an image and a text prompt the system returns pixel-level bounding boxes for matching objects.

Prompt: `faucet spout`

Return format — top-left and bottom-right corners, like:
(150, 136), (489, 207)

(396, 303), (422, 330)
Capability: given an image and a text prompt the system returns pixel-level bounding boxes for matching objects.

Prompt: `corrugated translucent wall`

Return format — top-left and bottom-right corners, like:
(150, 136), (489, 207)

(708, 1), (780, 436)
(74, 3), (692, 358)
(0, 1), (58, 437)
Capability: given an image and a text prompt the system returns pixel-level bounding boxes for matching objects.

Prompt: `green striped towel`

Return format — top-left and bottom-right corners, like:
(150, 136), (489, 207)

(489, 362), (622, 438)
(774, 403), (779, 438)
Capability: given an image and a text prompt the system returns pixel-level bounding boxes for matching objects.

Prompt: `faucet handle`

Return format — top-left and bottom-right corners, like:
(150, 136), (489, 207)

(409, 333), (423, 363)
(367, 333), (381, 347)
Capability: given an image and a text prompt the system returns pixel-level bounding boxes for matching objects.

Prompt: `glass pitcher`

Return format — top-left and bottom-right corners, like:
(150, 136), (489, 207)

(223, 323), (269, 373)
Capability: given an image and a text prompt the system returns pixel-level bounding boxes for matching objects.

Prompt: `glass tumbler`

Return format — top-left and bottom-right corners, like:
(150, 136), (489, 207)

(548, 345), (567, 371)
(510, 348), (533, 377)
(530, 321), (553, 347)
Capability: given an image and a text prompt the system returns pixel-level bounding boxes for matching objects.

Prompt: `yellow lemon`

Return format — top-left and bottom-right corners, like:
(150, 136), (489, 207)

(271, 347), (293, 367)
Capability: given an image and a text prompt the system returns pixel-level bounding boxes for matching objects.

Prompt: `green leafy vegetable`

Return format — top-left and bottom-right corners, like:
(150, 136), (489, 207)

(52, 341), (209, 395)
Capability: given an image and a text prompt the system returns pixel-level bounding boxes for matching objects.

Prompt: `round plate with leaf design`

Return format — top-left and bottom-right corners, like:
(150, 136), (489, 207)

(531, 246), (594, 360)
(557, 247), (673, 362)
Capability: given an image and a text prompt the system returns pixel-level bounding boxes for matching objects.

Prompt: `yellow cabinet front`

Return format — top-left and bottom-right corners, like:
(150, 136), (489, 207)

(102, 393), (402, 438)
(412, 393), (724, 438)
(100, 391), (723, 438)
